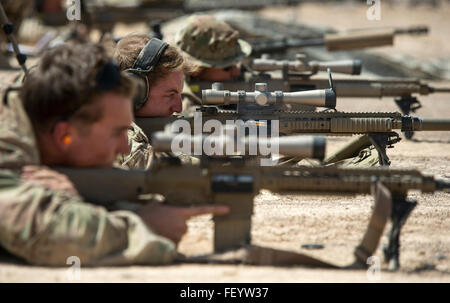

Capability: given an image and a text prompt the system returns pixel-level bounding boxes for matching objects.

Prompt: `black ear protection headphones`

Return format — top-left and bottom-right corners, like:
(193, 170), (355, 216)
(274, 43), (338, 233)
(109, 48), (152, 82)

(124, 38), (169, 111)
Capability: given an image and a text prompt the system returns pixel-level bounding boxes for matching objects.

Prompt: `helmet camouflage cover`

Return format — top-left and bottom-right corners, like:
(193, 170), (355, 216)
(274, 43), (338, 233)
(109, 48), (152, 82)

(175, 14), (252, 68)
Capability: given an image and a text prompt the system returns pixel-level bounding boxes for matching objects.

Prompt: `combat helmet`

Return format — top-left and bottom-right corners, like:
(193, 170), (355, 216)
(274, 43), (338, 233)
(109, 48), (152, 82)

(175, 14), (252, 68)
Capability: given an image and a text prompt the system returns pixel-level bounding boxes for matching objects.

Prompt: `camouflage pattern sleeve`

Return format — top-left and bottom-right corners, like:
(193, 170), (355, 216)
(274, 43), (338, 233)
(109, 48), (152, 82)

(0, 90), (40, 172)
(174, 14), (252, 69)
(325, 147), (380, 168)
(290, 147), (380, 168)
(0, 175), (176, 266)
(115, 122), (154, 170)
(0, 90), (176, 266)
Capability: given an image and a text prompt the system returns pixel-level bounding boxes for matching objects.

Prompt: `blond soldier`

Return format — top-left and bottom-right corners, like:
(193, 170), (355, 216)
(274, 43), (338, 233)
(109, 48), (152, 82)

(113, 34), (196, 169)
(0, 42), (228, 266)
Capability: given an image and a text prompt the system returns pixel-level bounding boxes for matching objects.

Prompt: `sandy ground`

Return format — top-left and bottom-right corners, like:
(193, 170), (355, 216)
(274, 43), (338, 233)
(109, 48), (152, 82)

(0, 2), (449, 283)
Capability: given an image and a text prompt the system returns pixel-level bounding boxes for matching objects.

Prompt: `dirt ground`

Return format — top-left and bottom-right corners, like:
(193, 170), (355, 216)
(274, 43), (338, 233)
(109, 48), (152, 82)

(0, 1), (449, 283)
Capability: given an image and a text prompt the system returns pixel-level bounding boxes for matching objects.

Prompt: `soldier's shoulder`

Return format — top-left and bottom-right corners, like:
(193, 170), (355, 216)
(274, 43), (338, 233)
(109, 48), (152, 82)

(115, 122), (153, 170)
(128, 122), (150, 144)
(0, 87), (40, 170)
(0, 169), (21, 190)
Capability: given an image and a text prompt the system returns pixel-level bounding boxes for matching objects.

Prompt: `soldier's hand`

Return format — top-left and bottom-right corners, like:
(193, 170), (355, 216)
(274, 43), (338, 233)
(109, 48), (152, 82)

(21, 165), (79, 196)
(137, 203), (229, 244)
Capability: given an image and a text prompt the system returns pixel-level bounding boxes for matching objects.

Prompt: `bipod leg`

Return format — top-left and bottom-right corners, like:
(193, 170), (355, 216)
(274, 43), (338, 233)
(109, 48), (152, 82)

(394, 96), (422, 140)
(0, 3), (28, 74)
(382, 194), (417, 271)
(368, 133), (391, 166)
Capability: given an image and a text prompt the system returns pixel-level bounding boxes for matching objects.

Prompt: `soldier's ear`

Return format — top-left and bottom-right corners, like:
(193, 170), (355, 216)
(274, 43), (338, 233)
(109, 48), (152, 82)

(52, 121), (73, 152)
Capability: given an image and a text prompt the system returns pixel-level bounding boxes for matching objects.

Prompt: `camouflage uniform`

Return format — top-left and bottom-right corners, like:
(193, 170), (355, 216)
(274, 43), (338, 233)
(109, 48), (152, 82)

(174, 14), (252, 116)
(115, 120), (199, 169)
(281, 144), (380, 168)
(175, 15), (252, 69)
(0, 91), (176, 266)
(115, 122), (154, 170)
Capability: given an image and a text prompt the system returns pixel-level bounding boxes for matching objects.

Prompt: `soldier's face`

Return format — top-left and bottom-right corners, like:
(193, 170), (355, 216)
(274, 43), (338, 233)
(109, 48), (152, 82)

(135, 70), (184, 117)
(195, 65), (241, 82)
(64, 93), (132, 168)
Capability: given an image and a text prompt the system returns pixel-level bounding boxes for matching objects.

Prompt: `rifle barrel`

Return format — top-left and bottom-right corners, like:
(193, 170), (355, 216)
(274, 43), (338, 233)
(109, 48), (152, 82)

(420, 118), (450, 131)
(430, 87), (450, 93)
(435, 180), (450, 193)
(251, 38), (325, 54)
(393, 25), (428, 35)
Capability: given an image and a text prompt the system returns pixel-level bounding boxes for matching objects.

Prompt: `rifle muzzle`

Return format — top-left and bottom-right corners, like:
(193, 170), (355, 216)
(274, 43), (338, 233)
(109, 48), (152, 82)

(429, 87), (450, 93)
(394, 25), (428, 35)
(435, 179), (450, 193)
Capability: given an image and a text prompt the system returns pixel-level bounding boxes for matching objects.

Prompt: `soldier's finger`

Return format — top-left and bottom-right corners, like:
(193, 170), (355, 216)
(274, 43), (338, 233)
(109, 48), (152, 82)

(21, 165), (40, 174)
(22, 167), (65, 180)
(22, 171), (54, 181)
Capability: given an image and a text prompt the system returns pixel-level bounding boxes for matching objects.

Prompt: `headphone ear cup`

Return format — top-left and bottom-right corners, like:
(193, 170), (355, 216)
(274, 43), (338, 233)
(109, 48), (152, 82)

(126, 71), (149, 112)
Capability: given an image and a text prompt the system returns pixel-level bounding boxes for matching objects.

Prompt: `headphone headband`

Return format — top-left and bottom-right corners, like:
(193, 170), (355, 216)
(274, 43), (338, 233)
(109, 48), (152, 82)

(130, 38), (168, 73)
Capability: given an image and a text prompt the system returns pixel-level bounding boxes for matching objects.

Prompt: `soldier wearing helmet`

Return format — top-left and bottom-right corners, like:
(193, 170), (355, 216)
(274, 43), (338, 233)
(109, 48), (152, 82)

(173, 14), (252, 115)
